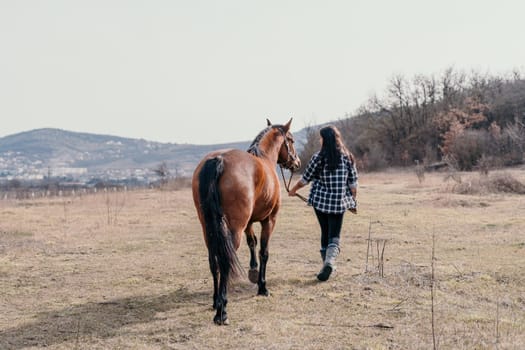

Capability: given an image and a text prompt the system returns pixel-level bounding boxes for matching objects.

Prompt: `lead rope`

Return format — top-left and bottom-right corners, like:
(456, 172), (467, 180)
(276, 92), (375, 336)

(280, 166), (308, 203)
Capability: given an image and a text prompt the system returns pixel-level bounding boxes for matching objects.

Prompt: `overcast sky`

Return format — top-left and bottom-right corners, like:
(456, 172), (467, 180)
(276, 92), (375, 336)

(1, 1), (524, 144)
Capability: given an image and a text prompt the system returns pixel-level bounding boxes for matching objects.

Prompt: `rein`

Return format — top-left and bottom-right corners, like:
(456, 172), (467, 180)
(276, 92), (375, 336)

(279, 166), (308, 203)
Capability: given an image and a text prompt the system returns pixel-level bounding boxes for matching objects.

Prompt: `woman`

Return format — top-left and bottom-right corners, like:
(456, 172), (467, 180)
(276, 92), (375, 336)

(288, 125), (358, 281)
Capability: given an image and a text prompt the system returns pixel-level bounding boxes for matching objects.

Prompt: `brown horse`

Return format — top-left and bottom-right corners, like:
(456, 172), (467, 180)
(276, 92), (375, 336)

(192, 119), (301, 325)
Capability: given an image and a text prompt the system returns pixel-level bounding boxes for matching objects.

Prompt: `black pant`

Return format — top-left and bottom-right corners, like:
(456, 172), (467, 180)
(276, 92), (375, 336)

(314, 209), (344, 249)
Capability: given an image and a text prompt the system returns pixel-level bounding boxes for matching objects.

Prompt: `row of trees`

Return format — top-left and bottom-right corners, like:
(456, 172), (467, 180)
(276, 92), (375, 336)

(300, 68), (525, 171)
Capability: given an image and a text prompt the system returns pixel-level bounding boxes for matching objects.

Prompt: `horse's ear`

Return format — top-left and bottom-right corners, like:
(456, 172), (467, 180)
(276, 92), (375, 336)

(282, 118), (292, 132)
(266, 118), (272, 126)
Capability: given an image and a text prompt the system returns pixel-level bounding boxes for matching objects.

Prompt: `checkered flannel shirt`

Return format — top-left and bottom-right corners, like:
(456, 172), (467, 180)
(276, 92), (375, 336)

(300, 151), (358, 214)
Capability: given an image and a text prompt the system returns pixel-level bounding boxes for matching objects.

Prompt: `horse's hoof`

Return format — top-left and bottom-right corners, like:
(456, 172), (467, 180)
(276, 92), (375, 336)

(257, 288), (269, 296)
(248, 269), (259, 284)
(213, 314), (229, 325)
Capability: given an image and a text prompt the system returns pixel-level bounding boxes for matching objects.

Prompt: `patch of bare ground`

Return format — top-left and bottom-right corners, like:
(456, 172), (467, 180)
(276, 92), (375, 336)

(1, 168), (524, 349)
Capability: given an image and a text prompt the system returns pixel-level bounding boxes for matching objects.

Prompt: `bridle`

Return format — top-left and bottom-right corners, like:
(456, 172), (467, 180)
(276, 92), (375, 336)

(277, 128), (308, 203)
(277, 128), (298, 170)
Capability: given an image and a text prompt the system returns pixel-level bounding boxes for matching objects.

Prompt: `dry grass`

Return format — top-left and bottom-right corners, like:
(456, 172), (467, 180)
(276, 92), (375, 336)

(1, 168), (524, 349)
(445, 171), (525, 195)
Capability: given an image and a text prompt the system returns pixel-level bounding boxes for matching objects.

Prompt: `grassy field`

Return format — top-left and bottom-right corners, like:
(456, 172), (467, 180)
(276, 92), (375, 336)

(1, 168), (524, 349)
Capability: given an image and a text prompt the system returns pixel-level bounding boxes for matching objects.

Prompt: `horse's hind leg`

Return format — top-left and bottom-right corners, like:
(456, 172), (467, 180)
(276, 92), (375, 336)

(208, 252), (229, 325)
(245, 224), (259, 283)
(213, 263), (230, 325)
(208, 254), (219, 309)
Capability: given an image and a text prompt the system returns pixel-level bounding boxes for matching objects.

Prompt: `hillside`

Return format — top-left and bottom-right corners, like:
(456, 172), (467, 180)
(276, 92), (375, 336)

(0, 127), (307, 183)
(0, 128), (250, 180)
(325, 69), (525, 171)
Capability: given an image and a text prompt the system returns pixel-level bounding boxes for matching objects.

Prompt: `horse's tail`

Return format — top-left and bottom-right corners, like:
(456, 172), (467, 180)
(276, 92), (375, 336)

(198, 156), (243, 281)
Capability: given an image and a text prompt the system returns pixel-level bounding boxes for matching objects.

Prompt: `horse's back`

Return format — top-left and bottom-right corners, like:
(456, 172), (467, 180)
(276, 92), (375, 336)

(193, 148), (262, 186)
(192, 148), (257, 189)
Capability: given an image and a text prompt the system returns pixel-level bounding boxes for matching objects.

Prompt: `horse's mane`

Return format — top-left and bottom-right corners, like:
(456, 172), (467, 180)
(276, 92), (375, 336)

(247, 126), (273, 157)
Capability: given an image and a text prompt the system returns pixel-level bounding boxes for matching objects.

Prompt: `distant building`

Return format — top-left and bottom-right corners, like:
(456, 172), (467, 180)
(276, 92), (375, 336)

(52, 167), (88, 177)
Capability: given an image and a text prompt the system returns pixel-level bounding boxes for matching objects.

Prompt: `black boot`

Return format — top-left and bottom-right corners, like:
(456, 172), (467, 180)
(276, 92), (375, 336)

(317, 243), (339, 281)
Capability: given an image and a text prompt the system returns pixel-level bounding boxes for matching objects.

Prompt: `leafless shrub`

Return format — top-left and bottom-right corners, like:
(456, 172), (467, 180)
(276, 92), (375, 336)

(154, 162), (170, 182)
(443, 155), (462, 184)
(448, 172), (525, 195)
(475, 154), (500, 176)
(365, 219), (387, 277)
(376, 239), (387, 278)
(486, 173), (525, 194)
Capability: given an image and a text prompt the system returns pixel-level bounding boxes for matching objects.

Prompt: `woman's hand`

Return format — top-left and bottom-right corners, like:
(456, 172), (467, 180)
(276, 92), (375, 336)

(349, 196), (357, 214)
(288, 181), (305, 197)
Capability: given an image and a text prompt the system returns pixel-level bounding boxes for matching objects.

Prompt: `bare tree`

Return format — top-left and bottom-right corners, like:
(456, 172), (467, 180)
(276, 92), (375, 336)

(299, 67), (525, 169)
(154, 162), (170, 186)
(297, 124), (320, 172)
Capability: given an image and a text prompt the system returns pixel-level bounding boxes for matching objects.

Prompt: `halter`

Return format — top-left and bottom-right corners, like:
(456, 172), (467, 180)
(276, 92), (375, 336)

(276, 126), (298, 169)
(275, 127), (308, 202)
(248, 126), (297, 167)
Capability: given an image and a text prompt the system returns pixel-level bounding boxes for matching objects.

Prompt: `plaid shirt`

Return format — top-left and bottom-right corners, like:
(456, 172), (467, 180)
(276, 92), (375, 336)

(300, 151), (358, 214)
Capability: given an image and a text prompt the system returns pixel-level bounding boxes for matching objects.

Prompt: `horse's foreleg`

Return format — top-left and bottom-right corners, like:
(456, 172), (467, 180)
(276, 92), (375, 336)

(257, 240), (269, 296)
(257, 218), (274, 296)
(245, 224), (259, 283)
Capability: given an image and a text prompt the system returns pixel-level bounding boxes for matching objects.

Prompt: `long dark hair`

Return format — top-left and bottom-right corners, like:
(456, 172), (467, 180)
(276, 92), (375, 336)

(319, 125), (354, 171)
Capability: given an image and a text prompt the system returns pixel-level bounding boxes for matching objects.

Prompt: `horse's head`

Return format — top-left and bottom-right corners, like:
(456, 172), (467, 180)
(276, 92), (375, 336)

(268, 118), (301, 171)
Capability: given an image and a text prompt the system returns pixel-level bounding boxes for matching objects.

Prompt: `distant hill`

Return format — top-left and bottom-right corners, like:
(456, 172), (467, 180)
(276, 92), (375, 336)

(0, 128), (251, 176)
(0, 127), (307, 180)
